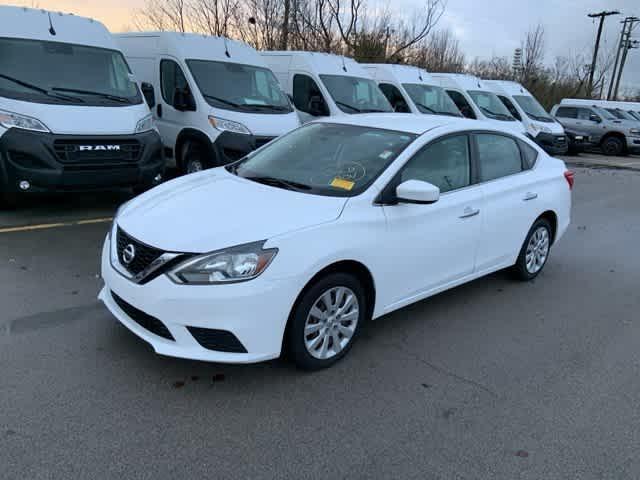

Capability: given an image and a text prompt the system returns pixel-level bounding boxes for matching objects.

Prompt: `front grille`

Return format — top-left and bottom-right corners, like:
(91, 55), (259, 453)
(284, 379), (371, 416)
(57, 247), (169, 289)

(53, 139), (142, 164)
(187, 327), (248, 353)
(254, 136), (276, 149)
(111, 291), (174, 340)
(116, 227), (164, 276)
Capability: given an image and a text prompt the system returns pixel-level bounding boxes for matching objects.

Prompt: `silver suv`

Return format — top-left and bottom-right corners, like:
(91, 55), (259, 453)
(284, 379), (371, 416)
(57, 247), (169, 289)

(551, 103), (640, 156)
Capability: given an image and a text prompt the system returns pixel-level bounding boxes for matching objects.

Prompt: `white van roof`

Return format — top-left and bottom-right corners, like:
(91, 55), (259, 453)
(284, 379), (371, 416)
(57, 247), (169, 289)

(116, 32), (267, 67)
(0, 5), (116, 49)
(431, 73), (490, 91)
(261, 51), (371, 78)
(484, 80), (533, 97)
(361, 64), (436, 85)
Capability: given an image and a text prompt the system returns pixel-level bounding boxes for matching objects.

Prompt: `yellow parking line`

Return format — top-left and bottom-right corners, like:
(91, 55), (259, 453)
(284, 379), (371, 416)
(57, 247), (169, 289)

(0, 217), (112, 234)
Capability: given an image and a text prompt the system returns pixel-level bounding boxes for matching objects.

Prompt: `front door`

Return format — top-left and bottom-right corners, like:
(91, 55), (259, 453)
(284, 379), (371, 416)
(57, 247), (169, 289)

(381, 134), (483, 308)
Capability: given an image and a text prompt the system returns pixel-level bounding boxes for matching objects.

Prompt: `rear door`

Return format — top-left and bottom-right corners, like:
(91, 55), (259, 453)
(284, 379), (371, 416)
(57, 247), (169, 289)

(473, 132), (542, 271)
(554, 106), (579, 131)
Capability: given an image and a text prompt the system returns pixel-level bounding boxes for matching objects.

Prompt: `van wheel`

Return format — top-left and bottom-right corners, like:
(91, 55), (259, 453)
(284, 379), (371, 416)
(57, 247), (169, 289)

(287, 273), (366, 370)
(601, 136), (625, 156)
(181, 141), (210, 174)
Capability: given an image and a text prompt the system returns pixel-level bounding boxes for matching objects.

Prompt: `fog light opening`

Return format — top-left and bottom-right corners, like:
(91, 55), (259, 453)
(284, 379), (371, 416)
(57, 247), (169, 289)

(18, 180), (30, 191)
(153, 174), (162, 183)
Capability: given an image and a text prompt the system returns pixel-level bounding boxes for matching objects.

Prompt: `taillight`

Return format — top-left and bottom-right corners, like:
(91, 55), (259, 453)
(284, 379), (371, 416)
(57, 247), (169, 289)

(564, 170), (574, 190)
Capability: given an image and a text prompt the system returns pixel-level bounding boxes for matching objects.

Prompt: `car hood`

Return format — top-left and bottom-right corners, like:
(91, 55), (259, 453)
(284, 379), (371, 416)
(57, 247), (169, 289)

(116, 168), (347, 253)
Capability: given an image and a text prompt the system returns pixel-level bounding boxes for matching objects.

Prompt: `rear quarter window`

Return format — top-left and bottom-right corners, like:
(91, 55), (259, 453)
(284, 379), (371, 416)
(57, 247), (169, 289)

(518, 140), (539, 170)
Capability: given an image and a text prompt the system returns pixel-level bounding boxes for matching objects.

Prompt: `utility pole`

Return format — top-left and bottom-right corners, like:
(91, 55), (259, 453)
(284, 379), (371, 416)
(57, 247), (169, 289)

(587, 10), (619, 97)
(608, 18), (628, 100)
(612, 17), (639, 100)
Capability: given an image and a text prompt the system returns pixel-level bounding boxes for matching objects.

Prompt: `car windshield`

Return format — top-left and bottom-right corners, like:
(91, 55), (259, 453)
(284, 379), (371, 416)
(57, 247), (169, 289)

(401, 83), (462, 116)
(606, 108), (635, 121)
(186, 59), (292, 113)
(319, 75), (393, 114)
(513, 95), (554, 122)
(467, 90), (515, 121)
(228, 123), (416, 197)
(628, 111), (640, 121)
(0, 37), (141, 106)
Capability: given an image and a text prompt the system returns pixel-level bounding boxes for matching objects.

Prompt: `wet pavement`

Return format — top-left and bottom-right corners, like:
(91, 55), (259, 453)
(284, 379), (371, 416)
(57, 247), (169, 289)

(1, 167), (640, 479)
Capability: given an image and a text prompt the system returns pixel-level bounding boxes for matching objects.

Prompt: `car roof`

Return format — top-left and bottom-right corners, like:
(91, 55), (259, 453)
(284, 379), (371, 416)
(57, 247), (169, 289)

(312, 113), (516, 136)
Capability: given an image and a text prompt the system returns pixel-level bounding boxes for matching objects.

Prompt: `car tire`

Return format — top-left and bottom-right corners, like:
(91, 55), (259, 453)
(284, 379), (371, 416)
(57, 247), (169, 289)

(287, 272), (367, 370)
(512, 218), (552, 281)
(181, 141), (211, 175)
(601, 136), (625, 156)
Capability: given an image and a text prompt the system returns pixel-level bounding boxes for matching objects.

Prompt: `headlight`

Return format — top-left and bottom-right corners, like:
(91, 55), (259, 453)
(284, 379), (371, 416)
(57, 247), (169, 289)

(208, 116), (252, 135)
(528, 123), (551, 135)
(168, 241), (277, 285)
(0, 109), (50, 133)
(135, 114), (155, 133)
(629, 128), (640, 136)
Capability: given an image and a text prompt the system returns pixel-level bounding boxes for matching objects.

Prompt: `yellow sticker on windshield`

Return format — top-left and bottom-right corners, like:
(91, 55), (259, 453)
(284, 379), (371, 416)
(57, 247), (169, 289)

(330, 177), (355, 191)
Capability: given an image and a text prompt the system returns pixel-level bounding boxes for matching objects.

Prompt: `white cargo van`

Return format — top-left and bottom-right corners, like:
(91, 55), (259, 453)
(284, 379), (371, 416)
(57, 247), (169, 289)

(261, 51), (393, 123)
(430, 73), (525, 135)
(0, 6), (164, 206)
(361, 63), (462, 117)
(117, 33), (300, 173)
(485, 80), (567, 154)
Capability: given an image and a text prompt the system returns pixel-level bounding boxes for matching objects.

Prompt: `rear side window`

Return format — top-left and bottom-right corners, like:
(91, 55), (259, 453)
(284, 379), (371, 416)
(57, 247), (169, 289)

(446, 90), (476, 119)
(293, 74), (327, 115)
(400, 135), (471, 193)
(498, 95), (522, 121)
(519, 140), (538, 170)
(476, 134), (522, 182)
(555, 107), (577, 119)
(160, 59), (189, 104)
(379, 83), (410, 112)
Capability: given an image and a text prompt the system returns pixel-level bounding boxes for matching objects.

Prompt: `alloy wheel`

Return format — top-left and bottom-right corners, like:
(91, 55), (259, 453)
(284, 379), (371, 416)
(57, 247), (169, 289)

(303, 286), (359, 360)
(525, 226), (550, 274)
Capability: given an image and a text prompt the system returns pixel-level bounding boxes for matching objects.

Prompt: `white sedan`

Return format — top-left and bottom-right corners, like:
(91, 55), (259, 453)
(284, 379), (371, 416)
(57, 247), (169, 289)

(99, 114), (572, 370)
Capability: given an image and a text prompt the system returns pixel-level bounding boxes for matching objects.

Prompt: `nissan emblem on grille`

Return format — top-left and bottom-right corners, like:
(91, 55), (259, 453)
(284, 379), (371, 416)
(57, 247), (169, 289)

(122, 244), (136, 265)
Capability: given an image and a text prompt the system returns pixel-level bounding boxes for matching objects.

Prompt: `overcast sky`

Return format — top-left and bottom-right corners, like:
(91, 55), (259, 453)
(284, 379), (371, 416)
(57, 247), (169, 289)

(2, 0), (638, 92)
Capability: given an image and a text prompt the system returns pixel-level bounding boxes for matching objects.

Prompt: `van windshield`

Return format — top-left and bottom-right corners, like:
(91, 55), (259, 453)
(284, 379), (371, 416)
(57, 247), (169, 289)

(401, 83), (461, 116)
(513, 95), (554, 122)
(467, 90), (515, 121)
(319, 75), (393, 114)
(186, 59), (292, 114)
(0, 37), (141, 106)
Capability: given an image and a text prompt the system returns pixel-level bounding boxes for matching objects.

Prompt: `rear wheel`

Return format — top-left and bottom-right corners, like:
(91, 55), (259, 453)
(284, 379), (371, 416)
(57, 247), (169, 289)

(512, 218), (552, 281)
(601, 136), (625, 156)
(288, 273), (366, 370)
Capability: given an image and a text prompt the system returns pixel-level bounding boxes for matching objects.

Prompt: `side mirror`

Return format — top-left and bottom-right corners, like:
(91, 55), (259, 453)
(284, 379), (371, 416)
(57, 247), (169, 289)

(589, 114), (601, 123)
(396, 180), (440, 204)
(308, 94), (328, 116)
(140, 82), (156, 108)
(173, 87), (196, 112)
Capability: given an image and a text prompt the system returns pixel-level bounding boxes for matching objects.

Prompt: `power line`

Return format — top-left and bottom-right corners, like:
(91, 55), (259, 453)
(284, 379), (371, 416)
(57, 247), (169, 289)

(586, 10), (619, 97)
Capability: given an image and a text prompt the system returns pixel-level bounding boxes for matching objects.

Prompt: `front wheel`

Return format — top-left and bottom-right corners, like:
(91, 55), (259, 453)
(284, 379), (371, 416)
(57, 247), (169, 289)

(287, 273), (366, 370)
(181, 141), (212, 175)
(601, 136), (625, 156)
(512, 218), (552, 281)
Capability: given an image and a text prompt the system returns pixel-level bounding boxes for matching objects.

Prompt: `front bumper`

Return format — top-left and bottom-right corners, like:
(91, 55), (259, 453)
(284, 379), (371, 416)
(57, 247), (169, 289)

(99, 237), (298, 363)
(534, 132), (568, 155)
(0, 129), (164, 193)
(626, 137), (640, 154)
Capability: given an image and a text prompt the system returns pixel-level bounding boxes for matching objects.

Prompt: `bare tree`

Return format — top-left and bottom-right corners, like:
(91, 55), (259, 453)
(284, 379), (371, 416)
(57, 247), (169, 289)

(520, 23), (545, 84)
(134, 0), (189, 32)
(191, 0), (239, 37)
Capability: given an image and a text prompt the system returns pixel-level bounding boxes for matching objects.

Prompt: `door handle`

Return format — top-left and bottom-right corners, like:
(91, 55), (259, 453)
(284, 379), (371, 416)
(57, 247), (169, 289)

(156, 104), (163, 118)
(459, 207), (480, 219)
(523, 192), (538, 201)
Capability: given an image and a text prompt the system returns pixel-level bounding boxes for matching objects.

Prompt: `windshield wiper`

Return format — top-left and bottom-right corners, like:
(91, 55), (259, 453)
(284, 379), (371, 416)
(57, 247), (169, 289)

(360, 108), (388, 113)
(202, 94), (243, 108)
(413, 102), (437, 114)
(334, 101), (361, 113)
(51, 87), (130, 104)
(527, 112), (553, 122)
(479, 106), (513, 120)
(0, 74), (82, 103)
(245, 175), (312, 192)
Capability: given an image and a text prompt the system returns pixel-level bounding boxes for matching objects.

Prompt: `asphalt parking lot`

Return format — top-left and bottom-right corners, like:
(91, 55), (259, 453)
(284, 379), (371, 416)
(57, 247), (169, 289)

(2, 158), (640, 479)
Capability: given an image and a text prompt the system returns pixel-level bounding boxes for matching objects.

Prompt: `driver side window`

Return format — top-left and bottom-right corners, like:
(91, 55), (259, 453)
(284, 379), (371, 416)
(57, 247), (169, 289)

(447, 90), (476, 119)
(160, 59), (190, 105)
(293, 74), (327, 116)
(379, 83), (410, 112)
(400, 135), (471, 193)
